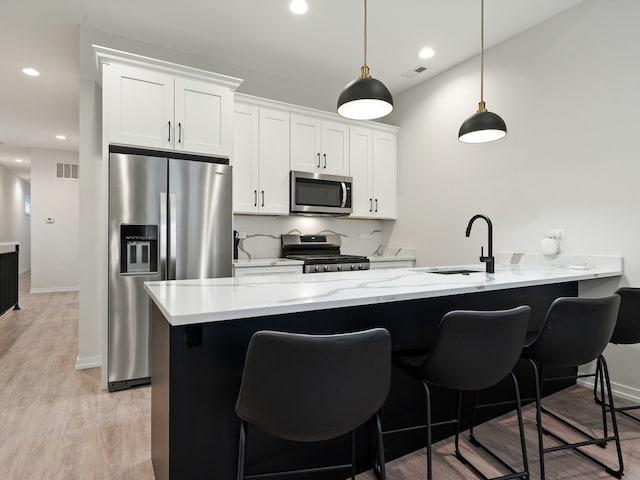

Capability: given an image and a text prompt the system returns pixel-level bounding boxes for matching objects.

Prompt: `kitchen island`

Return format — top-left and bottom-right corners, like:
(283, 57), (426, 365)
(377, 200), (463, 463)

(145, 255), (622, 480)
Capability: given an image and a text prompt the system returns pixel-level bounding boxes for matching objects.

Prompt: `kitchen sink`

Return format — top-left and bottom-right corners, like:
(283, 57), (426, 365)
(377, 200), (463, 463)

(412, 268), (484, 275)
(429, 269), (483, 275)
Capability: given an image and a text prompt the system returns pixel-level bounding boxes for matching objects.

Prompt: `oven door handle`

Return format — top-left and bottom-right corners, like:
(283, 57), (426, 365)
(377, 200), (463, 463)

(340, 182), (347, 208)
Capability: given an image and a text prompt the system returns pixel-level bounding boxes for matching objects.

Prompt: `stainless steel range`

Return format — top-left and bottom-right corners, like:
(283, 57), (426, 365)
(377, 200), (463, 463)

(281, 234), (370, 273)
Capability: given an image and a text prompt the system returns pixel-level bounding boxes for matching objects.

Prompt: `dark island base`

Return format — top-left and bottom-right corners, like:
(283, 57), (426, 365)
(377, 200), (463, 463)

(151, 281), (578, 480)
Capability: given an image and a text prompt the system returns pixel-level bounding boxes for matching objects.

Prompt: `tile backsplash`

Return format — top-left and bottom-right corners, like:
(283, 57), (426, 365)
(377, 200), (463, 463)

(234, 215), (396, 259)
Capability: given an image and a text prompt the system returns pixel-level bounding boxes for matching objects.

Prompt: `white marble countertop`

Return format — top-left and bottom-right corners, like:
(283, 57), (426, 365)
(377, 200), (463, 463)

(145, 255), (622, 327)
(0, 241), (20, 248)
(233, 258), (304, 268)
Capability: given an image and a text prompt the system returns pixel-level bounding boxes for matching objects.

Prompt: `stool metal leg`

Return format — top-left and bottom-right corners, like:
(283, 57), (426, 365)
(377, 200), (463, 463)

(528, 359), (546, 480)
(600, 356), (625, 478)
(237, 420), (247, 480)
(462, 374), (529, 480)
(374, 412), (386, 480)
(423, 380), (433, 480)
(529, 357), (624, 479)
(351, 430), (356, 480)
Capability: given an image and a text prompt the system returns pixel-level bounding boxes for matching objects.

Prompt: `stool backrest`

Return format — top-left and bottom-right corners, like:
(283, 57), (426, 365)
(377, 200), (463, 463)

(235, 328), (391, 442)
(422, 306), (531, 390)
(527, 295), (620, 367)
(612, 288), (640, 344)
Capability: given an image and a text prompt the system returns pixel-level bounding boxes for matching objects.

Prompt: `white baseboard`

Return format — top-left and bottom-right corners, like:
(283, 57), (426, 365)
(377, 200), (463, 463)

(577, 378), (640, 403)
(30, 286), (79, 294)
(76, 355), (102, 370)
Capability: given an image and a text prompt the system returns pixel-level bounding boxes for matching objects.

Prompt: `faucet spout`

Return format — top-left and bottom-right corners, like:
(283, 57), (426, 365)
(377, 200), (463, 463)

(465, 214), (494, 273)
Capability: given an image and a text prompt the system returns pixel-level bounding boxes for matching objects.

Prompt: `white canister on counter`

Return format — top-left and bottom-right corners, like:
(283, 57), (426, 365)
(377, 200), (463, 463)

(541, 237), (560, 255)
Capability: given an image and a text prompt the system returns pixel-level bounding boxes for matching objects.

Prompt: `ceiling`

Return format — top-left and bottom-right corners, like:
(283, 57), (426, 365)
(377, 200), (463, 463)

(0, 0), (584, 181)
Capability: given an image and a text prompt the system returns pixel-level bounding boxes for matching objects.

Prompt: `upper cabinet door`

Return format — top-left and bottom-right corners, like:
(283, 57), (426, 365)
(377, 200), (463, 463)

(174, 78), (232, 157)
(321, 121), (349, 176)
(372, 131), (397, 219)
(290, 114), (322, 173)
(258, 108), (290, 215)
(232, 104), (260, 214)
(349, 126), (373, 217)
(106, 63), (174, 150)
(290, 115), (350, 176)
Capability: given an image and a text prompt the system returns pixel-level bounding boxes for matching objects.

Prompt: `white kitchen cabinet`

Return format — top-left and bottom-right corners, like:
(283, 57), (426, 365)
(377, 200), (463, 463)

(350, 126), (397, 219)
(233, 103), (289, 215)
(290, 114), (349, 176)
(233, 264), (303, 277)
(105, 63), (233, 157)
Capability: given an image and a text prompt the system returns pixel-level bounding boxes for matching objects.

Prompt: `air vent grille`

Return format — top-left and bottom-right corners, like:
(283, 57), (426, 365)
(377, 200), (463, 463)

(402, 65), (428, 79)
(55, 163), (79, 179)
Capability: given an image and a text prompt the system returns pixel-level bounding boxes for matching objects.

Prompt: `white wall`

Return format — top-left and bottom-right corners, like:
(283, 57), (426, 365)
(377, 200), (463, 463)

(77, 77), (104, 370)
(30, 148), (79, 292)
(389, 0), (640, 396)
(0, 164), (31, 273)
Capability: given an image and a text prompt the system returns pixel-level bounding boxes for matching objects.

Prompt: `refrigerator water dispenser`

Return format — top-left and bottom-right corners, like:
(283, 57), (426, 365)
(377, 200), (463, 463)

(120, 224), (158, 274)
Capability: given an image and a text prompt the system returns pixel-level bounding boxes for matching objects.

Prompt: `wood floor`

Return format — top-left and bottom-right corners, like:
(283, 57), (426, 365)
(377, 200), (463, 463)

(1, 272), (640, 479)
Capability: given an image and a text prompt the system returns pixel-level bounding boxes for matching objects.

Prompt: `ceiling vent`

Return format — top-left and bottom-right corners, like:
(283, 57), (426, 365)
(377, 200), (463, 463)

(402, 65), (428, 79)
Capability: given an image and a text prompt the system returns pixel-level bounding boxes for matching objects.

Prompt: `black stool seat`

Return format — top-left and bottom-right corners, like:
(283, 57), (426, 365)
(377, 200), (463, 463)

(393, 306), (532, 480)
(523, 295), (624, 480)
(235, 328), (391, 480)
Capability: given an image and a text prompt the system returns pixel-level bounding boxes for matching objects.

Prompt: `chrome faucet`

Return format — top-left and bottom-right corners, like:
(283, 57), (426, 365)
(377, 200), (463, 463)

(465, 214), (495, 274)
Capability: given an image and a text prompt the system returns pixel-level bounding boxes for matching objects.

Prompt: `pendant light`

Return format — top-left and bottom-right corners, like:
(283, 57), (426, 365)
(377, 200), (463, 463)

(337, 0), (393, 120)
(458, 0), (507, 143)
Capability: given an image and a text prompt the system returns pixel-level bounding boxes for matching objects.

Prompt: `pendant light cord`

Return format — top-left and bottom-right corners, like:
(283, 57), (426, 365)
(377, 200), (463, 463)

(479, 0), (486, 111)
(360, 0), (370, 77)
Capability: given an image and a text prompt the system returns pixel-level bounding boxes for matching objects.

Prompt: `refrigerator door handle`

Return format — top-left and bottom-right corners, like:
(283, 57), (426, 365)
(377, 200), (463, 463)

(160, 192), (167, 277)
(169, 193), (177, 280)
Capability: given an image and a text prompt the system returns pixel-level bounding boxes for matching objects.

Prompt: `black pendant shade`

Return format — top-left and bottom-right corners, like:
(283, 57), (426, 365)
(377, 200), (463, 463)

(337, 0), (393, 121)
(337, 75), (394, 120)
(458, 108), (507, 144)
(458, 0), (507, 144)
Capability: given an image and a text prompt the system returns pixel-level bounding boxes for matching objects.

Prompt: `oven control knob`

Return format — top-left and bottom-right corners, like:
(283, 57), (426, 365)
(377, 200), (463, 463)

(324, 266), (330, 272)
(350, 264), (356, 270)
(359, 264), (366, 270)
(314, 266), (321, 272)
(337, 265), (343, 271)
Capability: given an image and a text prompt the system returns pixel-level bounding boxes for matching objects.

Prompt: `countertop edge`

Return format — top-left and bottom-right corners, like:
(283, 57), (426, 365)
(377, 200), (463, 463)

(145, 265), (622, 327)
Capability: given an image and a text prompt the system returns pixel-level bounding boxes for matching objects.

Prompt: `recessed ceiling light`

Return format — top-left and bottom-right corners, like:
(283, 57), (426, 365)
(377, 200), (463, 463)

(22, 67), (40, 77)
(418, 47), (435, 60)
(15, 158), (24, 163)
(56, 134), (67, 140)
(289, 0), (308, 14)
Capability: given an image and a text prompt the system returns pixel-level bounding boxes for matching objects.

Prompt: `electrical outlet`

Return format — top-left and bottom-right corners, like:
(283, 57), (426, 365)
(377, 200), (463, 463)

(546, 229), (565, 239)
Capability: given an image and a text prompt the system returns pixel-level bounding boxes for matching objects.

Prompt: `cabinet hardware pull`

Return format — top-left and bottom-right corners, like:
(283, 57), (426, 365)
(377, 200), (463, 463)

(261, 191), (265, 207)
(168, 121), (171, 142)
(369, 198), (373, 212)
(375, 199), (378, 212)
(323, 153), (327, 169)
(317, 153), (321, 168)
(254, 190), (257, 207)
(178, 123), (182, 144)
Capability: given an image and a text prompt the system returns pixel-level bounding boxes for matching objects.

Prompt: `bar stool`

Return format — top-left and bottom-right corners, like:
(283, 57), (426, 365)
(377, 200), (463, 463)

(522, 295), (623, 480)
(235, 328), (391, 480)
(594, 287), (640, 423)
(392, 306), (532, 480)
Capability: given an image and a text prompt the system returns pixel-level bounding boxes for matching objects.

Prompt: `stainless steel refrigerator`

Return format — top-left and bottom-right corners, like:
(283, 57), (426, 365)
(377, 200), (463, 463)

(108, 147), (232, 391)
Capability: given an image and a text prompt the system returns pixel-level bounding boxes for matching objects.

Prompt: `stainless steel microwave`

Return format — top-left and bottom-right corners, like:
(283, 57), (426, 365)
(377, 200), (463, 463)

(290, 171), (353, 216)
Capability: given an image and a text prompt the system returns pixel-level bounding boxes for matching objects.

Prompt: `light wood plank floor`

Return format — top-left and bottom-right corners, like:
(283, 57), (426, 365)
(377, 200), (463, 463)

(2, 272), (640, 479)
